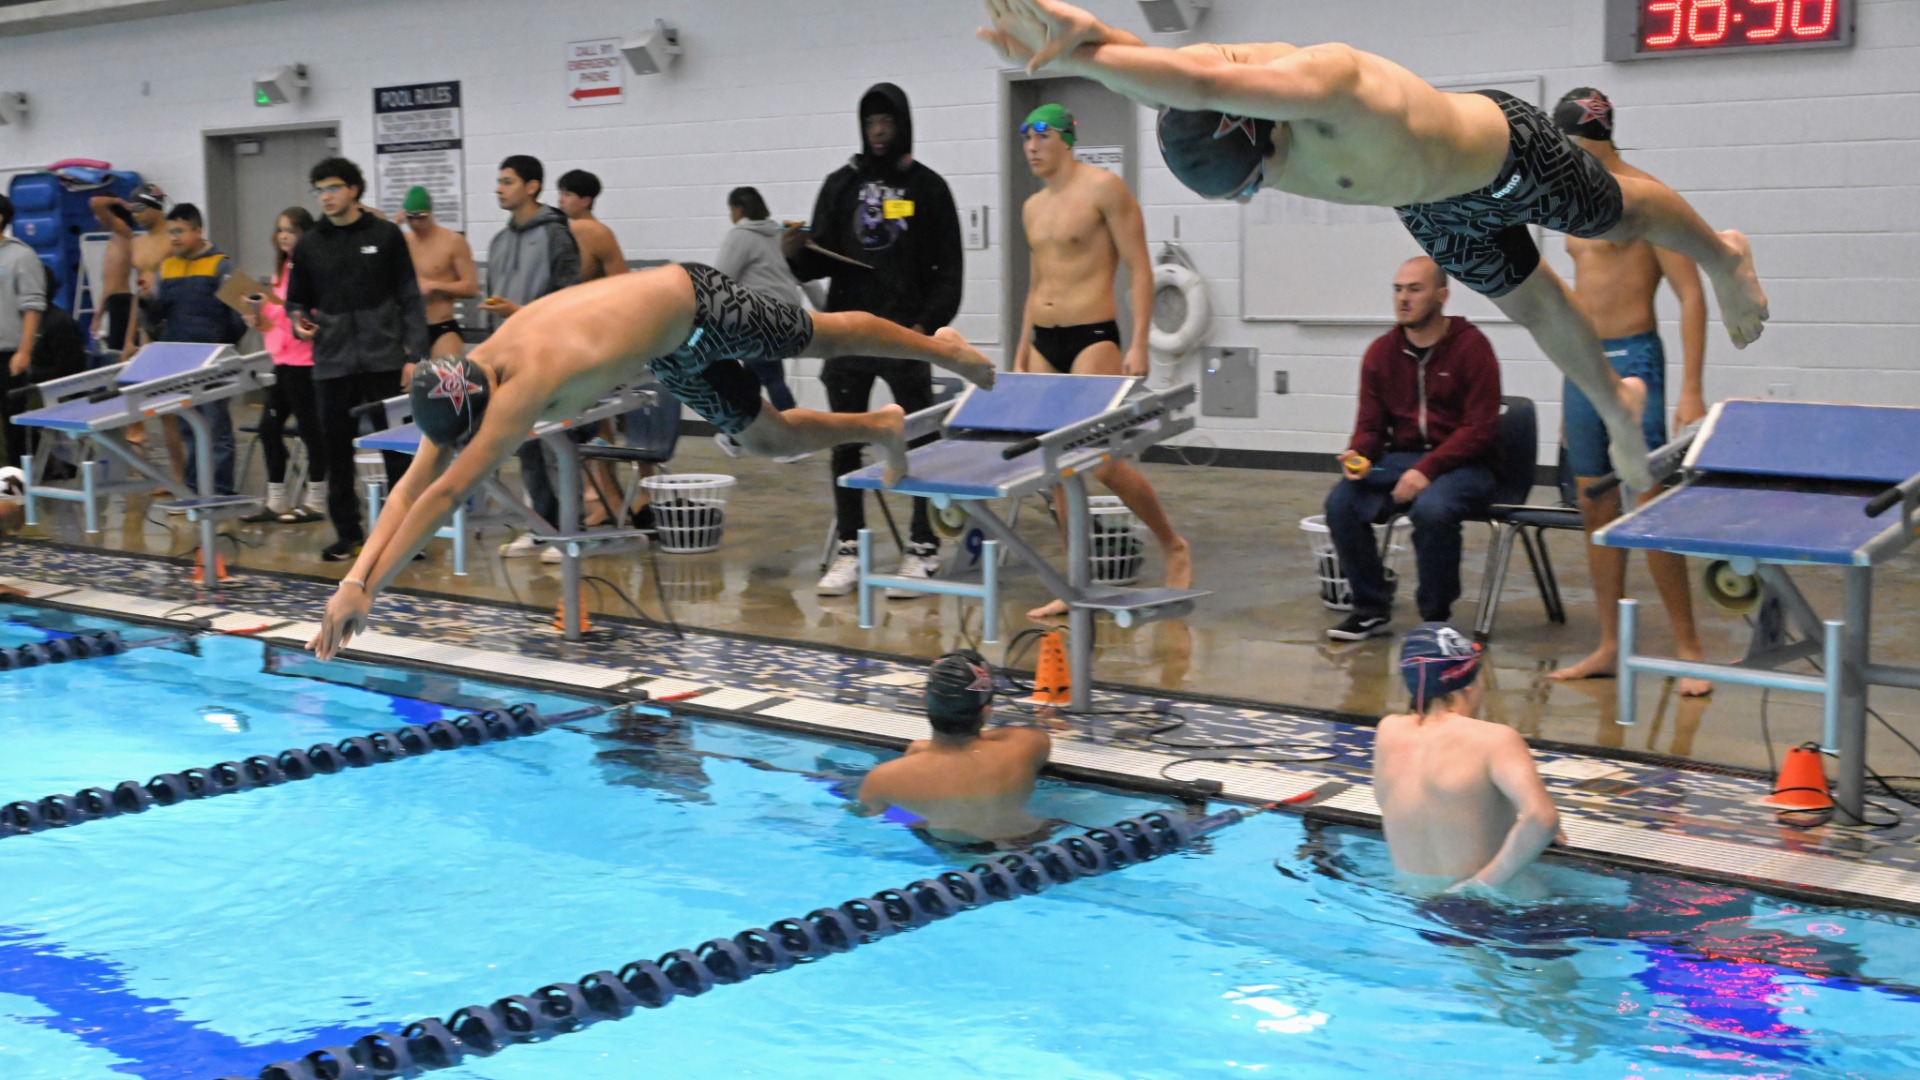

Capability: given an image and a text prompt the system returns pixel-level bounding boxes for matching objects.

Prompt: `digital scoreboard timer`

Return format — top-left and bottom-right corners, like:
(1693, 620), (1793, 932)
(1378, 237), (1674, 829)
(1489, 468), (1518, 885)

(1605, 0), (1853, 60)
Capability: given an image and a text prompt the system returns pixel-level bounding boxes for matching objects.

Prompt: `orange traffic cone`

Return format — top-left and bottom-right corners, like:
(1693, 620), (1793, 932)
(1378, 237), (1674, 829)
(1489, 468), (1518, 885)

(1764, 744), (1833, 810)
(190, 552), (229, 584)
(552, 603), (591, 633)
(1026, 630), (1070, 706)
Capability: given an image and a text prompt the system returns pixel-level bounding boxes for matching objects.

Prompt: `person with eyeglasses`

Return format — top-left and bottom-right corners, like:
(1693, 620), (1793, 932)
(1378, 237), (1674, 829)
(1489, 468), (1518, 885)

(285, 156), (429, 562)
(980, 0), (1771, 496)
(1014, 104), (1192, 620)
(396, 186), (478, 363)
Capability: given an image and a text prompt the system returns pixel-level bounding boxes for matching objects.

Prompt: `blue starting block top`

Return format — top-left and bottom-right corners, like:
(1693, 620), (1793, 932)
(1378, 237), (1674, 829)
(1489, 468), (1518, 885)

(358, 423), (426, 455)
(947, 373), (1132, 433)
(16, 343), (238, 434)
(115, 343), (231, 386)
(1599, 399), (1920, 566)
(1600, 480), (1898, 566)
(1692, 400), (1920, 485)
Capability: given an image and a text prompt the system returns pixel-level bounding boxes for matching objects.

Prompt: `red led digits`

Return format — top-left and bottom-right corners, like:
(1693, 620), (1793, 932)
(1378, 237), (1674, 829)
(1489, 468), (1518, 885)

(1690, 0), (1730, 43)
(1641, 0), (1839, 49)
(1747, 0), (1786, 40)
(1646, 0), (1684, 45)
(1792, 0), (1835, 37)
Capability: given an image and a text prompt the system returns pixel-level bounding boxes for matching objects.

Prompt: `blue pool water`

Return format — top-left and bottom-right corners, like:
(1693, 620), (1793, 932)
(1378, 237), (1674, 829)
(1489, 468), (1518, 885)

(4, 605), (1920, 1078)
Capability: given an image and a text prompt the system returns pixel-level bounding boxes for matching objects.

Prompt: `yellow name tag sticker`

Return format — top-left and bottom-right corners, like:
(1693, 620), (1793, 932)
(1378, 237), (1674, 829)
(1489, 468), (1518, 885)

(883, 199), (915, 220)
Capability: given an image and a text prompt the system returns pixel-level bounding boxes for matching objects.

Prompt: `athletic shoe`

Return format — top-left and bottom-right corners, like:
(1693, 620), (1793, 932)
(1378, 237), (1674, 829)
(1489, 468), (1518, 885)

(277, 506), (325, 524)
(499, 532), (540, 558)
(240, 505), (281, 524)
(320, 540), (362, 563)
(713, 432), (743, 459)
(1326, 612), (1392, 641)
(817, 542), (861, 596)
(886, 543), (941, 599)
(540, 543), (564, 564)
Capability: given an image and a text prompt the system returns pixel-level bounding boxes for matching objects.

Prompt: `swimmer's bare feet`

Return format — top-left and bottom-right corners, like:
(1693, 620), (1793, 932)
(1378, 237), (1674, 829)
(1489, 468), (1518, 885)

(1027, 597), (1069, 620)
(1708, 229), (1769, 349)
(1605, 376), (1653, 492)
(875, 404), (909, 487)
(1547, 645), (1617, 683)
(1163, 534), (1194, 593)
(935, 327), (997, 390)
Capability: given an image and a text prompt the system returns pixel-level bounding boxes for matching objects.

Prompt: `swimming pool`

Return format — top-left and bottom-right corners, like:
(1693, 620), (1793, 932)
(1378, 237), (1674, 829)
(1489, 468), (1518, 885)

(4, 604), (1920, 1079)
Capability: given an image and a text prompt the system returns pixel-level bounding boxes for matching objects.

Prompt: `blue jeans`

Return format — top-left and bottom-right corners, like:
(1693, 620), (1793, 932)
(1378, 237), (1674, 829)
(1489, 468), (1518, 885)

(744, 358), (796, 412)
(174, 400), (236, 497)
(1325, 451), (1496, 622)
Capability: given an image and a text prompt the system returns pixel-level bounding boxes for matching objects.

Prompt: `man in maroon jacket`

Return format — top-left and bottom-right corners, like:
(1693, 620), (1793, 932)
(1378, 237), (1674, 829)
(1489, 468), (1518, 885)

(1326, 257), (1501, 641)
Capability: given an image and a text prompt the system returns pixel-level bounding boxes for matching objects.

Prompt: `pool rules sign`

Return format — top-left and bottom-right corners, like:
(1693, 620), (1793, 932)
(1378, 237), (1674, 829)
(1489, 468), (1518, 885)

(373, 80), (465, 231)
(567, 39), (625, 107)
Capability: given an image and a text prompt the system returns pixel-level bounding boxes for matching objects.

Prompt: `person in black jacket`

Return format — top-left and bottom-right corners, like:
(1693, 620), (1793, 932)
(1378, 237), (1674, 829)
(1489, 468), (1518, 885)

(286, 157), (429, 561)
(785, 82), (966, 598)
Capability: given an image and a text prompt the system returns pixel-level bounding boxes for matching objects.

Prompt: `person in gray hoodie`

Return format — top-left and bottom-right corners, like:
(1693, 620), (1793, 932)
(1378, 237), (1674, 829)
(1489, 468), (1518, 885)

(0, 193), (47, 466)
(481, 154), (585, 556)
(714, 186), (803, 413)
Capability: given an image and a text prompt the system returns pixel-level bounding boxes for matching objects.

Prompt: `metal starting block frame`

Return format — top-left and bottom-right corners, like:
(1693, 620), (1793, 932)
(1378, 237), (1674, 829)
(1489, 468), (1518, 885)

(1597, 399), (1920, 823)
(17, 343), (273, 578)
(355, 384), (662, 640)
(841, 373), (1210, 711)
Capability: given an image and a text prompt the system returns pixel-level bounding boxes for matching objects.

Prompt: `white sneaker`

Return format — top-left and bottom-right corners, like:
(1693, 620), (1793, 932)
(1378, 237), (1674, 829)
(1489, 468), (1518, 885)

(713, 432), (743, 459)
(499, 532), (540, 558)
(540, 543), (565, 564)
(886, 545), (941, 600)
(817, 543), (861, 596)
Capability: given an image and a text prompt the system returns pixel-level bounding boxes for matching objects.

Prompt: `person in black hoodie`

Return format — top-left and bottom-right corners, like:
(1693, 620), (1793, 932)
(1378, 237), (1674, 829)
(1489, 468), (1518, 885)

(286, 156), (429, 561)
(786, 83), (966, 598)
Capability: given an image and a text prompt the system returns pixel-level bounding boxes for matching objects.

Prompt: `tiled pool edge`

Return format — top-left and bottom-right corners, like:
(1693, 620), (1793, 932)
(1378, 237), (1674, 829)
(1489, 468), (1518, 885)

(9, 575), (1920, 915)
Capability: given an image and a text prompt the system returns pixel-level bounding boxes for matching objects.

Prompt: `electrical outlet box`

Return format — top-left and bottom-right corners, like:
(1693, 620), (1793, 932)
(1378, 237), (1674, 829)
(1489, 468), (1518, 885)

(1272, 370), (1289, 395)
(1200, 346), (1258, 418)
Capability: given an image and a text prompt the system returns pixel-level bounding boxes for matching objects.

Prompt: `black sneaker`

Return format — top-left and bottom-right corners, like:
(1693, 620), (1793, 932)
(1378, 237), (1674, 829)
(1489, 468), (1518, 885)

(320, 540), (362, 563)
(1327, 612), (1391, 641)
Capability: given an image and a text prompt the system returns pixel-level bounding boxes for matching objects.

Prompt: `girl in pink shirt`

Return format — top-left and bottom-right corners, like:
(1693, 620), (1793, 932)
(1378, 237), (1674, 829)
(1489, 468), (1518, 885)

(244, 207), (327, 522)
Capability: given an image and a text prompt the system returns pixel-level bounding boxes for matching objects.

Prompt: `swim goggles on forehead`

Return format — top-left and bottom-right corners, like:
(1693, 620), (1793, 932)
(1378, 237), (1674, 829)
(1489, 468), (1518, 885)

(1018, 119), (1070, 136)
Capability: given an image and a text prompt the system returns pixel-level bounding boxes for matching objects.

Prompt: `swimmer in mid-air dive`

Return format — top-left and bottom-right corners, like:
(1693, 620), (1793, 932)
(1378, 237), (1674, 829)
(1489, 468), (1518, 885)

(307, 263), (996, 660)
(855, 650), (1054, 845)
(979, 0), (1771, 489)
(1371, 624), (1562, 896)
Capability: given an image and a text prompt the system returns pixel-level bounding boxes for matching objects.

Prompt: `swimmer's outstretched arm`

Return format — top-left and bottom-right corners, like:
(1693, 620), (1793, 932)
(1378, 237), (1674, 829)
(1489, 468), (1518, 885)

(1455, 729), (1561, 891)
(805, 311), (997, 390)
(308, 382), (550, 660)
(983, 0), (1348, 119)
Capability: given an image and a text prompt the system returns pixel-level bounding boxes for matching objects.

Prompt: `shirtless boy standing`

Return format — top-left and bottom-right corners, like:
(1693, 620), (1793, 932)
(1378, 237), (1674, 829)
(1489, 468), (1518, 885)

(1016, 104), (1193, 618)
(398, 186), (478, 362)
(1548, 89), (1712, 698)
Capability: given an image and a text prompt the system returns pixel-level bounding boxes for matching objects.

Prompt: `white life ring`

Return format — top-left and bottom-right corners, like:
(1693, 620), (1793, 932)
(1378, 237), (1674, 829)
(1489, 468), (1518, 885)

(1148, 262), (1211, 356)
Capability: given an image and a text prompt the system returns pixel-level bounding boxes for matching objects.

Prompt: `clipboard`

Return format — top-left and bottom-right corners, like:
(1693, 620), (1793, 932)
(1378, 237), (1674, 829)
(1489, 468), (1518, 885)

(216, 270), (272, 315)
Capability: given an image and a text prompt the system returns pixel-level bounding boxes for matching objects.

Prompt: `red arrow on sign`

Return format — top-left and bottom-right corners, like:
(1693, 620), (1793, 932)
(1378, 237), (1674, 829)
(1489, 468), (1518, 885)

(571, 86), (620, 100)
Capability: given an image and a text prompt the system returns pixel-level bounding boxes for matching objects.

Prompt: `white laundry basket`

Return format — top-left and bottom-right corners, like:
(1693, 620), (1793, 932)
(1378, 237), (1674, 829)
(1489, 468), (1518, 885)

(1299, 514), (1412, 611)
(1087, 495), (1144, 585)
(640, 474), (736, 553)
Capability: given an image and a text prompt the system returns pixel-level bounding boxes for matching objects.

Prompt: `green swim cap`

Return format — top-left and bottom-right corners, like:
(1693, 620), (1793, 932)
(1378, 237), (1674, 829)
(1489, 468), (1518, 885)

(1021, 103), (1077, 146)
(403, 185), (432, 213)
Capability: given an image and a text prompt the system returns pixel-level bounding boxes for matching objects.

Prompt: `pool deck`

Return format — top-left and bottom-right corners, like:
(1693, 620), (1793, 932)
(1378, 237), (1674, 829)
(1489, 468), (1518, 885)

(6, 540), (1920, 914)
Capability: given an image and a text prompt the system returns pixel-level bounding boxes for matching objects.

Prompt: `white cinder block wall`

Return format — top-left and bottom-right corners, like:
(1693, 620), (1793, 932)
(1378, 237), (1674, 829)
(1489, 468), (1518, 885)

(2, 0), (1913, 459)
